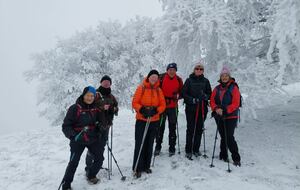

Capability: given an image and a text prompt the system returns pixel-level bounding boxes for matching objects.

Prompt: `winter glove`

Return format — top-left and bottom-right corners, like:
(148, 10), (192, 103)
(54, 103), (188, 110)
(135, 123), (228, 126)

(140, 106), (157, 118)
(221, 106), (227, 115)
(69, 136), (75, 141)
(149, 107), (158, 117)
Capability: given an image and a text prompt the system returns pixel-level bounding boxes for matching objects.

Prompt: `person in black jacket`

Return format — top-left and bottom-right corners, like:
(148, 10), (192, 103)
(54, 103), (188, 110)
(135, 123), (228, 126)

(182, 63), (212, 160)
(61, 86), (105, 190)
(85, 75), (118, 174)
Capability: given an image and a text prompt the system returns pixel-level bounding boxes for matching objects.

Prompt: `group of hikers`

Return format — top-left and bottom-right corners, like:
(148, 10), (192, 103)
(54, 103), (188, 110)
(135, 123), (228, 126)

(59, 62), (242, 190)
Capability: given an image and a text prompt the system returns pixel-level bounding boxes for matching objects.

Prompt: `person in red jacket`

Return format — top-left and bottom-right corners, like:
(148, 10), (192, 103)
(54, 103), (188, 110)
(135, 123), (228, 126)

(210, 66), (241, 167)
(154, 63), (183, 157)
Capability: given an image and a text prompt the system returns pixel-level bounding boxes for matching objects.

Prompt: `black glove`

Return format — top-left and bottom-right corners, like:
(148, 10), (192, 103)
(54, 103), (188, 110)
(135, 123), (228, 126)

(211, 111), (222, 120)
(140, 106), (157, 118)
(149, 107), (158, 117)
(221, 106), (227, 115)
(69, 136), (75, 141)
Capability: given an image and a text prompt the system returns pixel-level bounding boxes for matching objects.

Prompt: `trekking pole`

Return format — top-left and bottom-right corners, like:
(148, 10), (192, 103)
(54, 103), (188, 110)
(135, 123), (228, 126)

(191, 103), (200, 158)
(58, 126), (88, 189)
(134, 117), (151, 173)
(176, 107), (181, 154)
(58, 152), (76, 189)
(223, 117), (232, 173)
(201, 100), (208, 159)
(110, 125), (113, 175)
(106, 144), (126, 181)
(107, 140), (111, 179)
(152, 114), (165, 167)
(210, 117), (219, 168)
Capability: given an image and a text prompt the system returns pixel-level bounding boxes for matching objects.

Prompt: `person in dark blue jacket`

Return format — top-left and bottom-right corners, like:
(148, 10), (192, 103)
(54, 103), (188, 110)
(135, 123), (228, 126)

(61, 86), (105, 190)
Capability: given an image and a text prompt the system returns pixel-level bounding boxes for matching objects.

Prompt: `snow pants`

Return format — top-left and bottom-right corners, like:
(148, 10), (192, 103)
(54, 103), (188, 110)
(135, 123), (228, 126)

(215, 118), (241, 162)
(63, 140), (103, 184)
(132, 120), (158, 172)
(155, 108), (177, 152)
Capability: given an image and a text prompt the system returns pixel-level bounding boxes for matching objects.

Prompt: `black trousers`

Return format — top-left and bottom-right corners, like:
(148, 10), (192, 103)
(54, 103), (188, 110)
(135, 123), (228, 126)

(132, 120), (158, 172)
(85, 130), (108, 173)
(63, 140), (103, 184)
(155, 108), (177, 152)
(185, 104), (206, 154)
(215, 118), (241, 162)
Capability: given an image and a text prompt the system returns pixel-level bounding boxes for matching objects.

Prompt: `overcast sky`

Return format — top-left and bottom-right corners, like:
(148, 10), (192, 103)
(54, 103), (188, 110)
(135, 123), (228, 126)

(0, 0), (163, 135)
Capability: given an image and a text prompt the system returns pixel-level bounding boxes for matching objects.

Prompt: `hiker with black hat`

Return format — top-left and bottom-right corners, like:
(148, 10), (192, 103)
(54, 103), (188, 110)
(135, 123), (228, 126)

(132, 69), (166, 178)
(154, 63), (183, 157)
(85, 75), (119, 176)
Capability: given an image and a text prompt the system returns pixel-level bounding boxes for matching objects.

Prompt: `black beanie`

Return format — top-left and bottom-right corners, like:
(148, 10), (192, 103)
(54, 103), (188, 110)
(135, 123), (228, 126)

(147, 69), (159, 79)
(167, 62), (177, 71)
(100, 75), (112, 84)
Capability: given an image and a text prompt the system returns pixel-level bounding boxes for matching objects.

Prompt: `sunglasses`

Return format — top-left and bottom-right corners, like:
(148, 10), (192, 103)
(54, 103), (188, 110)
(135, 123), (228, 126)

(195, 68), (204, 71)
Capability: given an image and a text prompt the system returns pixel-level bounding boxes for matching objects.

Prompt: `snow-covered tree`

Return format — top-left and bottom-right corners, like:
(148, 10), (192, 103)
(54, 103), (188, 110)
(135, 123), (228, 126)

(25, 17), (163, 125)
(26, 0), (300, 125)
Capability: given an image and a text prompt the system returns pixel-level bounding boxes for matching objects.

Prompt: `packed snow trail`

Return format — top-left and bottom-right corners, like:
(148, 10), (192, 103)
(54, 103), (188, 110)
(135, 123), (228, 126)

(0, 97), (299, 190)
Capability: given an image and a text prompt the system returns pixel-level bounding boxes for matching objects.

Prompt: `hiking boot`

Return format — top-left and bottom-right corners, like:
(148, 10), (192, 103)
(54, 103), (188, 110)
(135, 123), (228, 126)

(154, 146), (161, 156)
(145, 168), (152, 174)
(233, 161), (241, 167)
(185, 153), (193, 160)
(134, 171), (142, 178)
(193, 152), (202, 157)
(62, 182), (72, 190)
(169, 151), (175, 157)
(87, 176), (100, 184)
(219, 153), (228, 162)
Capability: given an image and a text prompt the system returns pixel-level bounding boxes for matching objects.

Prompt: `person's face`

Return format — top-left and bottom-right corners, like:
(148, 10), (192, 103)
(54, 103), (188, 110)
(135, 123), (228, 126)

(149, 74), (159, 85)
(221, 73), (230, 83)
(194, 66), (204, 76)
(101, 80), (111, 88)
(167, 68), (176, 77)
(83, 92), (95, 104)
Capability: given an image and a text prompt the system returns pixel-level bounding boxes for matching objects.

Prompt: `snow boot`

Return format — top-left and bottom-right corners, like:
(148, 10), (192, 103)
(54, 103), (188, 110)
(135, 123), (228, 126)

(185, 153), (193, 160)
(145, 168), (152, 174)
(154, 146), (161, 156)
(193, 152), (201, 157)
(233, 160), (241, 167)
(134, 171), (142, 178)
(219, 153), (228, 162)
(169, 151), (175, 157)
(87, 176), (100, 184)
(169, 147), (175, 157)
(62, 182), (72, 190)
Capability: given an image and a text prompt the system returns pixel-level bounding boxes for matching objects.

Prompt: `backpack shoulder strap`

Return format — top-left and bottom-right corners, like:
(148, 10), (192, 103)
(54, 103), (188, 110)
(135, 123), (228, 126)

(177, 75), (183, 84)
(159, 73), (166, 87)
(76, 104), (82, 120)
(228, 82), (239, 94)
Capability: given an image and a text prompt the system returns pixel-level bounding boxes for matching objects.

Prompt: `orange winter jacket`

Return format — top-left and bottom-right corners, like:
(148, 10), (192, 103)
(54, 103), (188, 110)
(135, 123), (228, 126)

(132, 78), (166, 122)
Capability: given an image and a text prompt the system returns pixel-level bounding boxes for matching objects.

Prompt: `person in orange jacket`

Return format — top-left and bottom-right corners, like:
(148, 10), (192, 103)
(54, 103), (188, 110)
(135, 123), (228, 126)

(210, 66), (241, 167)
(132, 69), (166, 178)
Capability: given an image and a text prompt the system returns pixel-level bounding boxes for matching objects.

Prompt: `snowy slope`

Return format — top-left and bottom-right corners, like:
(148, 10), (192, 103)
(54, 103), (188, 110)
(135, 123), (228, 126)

(1, 97), (299, 190)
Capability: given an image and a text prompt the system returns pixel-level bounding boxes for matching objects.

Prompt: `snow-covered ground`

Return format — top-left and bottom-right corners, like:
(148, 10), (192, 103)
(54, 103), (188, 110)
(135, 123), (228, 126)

(1, 95), (300, 190)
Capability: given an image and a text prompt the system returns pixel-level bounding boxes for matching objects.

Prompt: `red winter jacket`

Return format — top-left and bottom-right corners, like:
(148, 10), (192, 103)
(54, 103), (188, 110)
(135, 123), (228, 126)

(161, 73), (183, 108)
